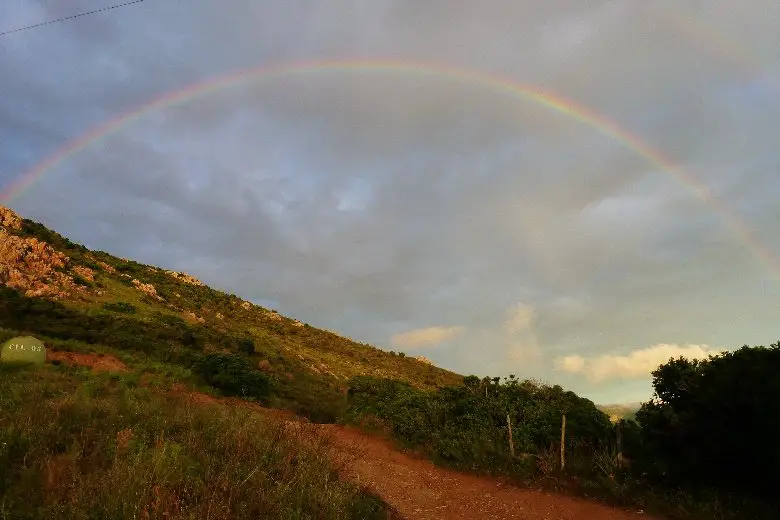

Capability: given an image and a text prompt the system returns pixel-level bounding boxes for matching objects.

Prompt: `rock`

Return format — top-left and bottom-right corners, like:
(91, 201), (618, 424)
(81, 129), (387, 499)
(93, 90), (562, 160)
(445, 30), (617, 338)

(184, 311), (205, 324)
(72, 265), (95, 282)
(165, 270), (203, 286)
(96, 261), (116, 273)
(241, 301), (252, 310)
(0, 228), (79, 299)
(132, 279), (163, 300)
(0, 206), (22, 230)
(414, 356), (433, 365)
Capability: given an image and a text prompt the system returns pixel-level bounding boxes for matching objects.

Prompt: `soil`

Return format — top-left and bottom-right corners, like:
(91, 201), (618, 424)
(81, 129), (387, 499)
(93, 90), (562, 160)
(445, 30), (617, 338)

(47, 351), (128, 373)
(319, 425), (655, 520)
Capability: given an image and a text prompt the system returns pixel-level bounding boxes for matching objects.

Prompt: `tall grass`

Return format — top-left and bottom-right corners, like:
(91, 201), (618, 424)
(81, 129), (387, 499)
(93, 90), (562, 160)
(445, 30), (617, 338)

(0, 363), (394, 520)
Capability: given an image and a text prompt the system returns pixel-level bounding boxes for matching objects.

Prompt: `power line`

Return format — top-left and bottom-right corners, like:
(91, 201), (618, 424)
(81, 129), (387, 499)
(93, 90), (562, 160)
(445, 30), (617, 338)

(0, 0), (145, 37)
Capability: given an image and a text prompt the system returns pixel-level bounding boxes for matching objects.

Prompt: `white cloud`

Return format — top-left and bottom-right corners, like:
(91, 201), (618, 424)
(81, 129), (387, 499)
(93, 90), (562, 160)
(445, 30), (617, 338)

(555, 354), (586, 373)
(554, 343), (723, 382)
(504, 302), (542, 362)
(507, 341), (543, 363)
(504, 302), (536, 335)
(391, 325), (465, 349)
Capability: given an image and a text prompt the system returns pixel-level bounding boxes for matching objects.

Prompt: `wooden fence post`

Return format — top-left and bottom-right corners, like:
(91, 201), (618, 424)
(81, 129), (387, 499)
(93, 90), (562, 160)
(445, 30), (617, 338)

(616, 420), (623, 469)
(560, 413), (566, 471)
(506, 414), (515, 457)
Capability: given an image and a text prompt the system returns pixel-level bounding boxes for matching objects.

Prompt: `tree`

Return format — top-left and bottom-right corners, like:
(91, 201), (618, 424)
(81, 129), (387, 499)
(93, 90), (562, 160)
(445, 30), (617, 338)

(636, 343), (780, 497)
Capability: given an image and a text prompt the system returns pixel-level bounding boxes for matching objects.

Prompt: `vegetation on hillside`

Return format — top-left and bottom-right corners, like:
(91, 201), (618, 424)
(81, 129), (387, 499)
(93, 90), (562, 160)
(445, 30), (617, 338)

(340, 346), (780, 520)
(346, 375), (611, 475)
(0, 360), (395, 520)
(2, 210), (460, 424)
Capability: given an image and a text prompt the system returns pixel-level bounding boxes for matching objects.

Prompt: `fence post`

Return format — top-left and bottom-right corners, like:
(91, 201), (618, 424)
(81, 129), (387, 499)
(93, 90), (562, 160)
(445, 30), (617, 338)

(616, 420), (623, 469)
(560, 413), (566, 470)
(506, 414), (515, 457)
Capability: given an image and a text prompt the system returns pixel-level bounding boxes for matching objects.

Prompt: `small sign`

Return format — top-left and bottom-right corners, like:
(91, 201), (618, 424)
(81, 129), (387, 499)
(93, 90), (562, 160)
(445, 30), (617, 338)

(1, 336), (47, 364)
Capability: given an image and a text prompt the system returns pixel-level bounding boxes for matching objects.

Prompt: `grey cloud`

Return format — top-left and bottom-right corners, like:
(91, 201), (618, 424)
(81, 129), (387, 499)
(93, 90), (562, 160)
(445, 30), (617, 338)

(2, 0), (780, 404)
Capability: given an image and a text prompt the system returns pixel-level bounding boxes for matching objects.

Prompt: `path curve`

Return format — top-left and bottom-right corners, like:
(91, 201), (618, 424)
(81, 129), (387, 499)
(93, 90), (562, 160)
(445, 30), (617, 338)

(318, 424), (655, 520)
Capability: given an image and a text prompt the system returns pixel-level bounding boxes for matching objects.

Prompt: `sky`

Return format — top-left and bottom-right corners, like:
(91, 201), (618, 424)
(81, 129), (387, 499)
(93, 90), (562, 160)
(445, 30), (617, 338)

(1, 0), (779, 404)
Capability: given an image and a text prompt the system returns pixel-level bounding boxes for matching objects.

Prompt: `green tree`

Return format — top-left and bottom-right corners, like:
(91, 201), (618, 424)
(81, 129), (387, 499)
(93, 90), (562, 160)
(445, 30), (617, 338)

(636, 343), (780, 497)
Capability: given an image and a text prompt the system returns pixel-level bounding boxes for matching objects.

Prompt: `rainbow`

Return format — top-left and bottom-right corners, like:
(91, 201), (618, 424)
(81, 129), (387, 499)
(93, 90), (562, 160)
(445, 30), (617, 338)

(2, 58), (777, 280)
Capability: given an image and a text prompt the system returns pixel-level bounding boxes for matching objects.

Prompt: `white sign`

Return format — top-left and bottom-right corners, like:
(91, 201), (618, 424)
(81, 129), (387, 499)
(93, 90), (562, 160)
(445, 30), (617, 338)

(6, 343), (44, 352)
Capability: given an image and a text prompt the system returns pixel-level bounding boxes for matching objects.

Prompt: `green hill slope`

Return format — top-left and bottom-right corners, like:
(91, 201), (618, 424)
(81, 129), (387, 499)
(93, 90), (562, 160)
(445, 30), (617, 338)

(1, 205), (461, 422)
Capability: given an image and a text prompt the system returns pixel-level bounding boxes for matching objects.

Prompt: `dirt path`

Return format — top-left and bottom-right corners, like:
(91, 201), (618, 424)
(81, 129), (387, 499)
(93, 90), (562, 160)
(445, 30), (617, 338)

(319, 425), (654, 520)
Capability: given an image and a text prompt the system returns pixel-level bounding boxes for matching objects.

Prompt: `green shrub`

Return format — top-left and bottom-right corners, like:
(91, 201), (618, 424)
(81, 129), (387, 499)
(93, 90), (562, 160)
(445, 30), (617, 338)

(71, 274), (93, 287)
(346, 375), (611, 474)
(238, 337), (256, 355)
(102, 302), (137, 314)
(635, 343), (780, 498)
(193, 353), (273, 401)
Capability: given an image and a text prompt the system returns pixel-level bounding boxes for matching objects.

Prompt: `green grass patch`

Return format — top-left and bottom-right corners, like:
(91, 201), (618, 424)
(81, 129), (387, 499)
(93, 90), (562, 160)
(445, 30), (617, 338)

(0, 365), (394, 520)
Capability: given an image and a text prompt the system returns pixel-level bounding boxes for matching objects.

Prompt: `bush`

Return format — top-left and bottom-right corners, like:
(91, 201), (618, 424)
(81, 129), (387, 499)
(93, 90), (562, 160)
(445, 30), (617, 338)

(346, 375), (611, 474)
(72, 274), (93, 287)
(193, 353), (273, 401)
(635, 343), (780, 498)
(238, 337), (256, 355)
(102, 302), (137, 314)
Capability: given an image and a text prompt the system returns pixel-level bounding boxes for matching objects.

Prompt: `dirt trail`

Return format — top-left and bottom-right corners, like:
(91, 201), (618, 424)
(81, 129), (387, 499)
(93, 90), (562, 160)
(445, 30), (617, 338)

(319, 425), (654, 520)
(47, 350), (128, 373)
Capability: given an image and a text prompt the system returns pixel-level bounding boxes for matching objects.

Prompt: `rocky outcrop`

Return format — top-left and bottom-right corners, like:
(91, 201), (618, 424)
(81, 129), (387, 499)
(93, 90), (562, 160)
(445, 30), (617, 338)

(184, 311), (205, 324)
(132, 279), (163, 300)
(0, 206), (22, 230)
(72, 265), (95, 282)
(310, 362), (340, 378)
(0, 227), (80, 299)
(414, 356), (433, 365)
(96, 261), (116, 273)
(166, 270), (203, 286)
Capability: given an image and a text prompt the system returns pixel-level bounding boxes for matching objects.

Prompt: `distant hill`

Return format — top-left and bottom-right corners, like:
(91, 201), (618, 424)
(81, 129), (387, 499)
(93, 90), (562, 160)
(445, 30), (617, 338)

(597, 402), (641, 422)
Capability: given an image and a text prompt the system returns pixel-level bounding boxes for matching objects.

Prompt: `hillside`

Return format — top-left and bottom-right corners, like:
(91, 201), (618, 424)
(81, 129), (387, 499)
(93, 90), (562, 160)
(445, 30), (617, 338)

(597, 403), (641, 423)
(1, 205), (461, 421)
